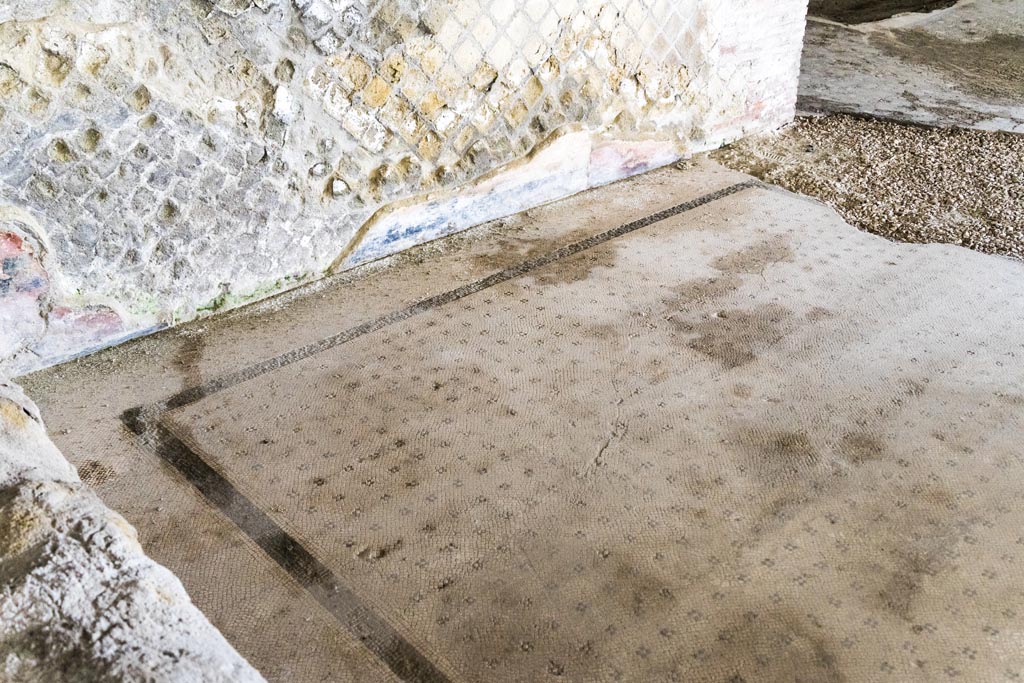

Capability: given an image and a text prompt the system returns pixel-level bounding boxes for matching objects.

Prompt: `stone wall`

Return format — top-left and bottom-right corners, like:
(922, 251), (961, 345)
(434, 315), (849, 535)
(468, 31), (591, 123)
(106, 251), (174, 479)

(0, 0), (808, 374)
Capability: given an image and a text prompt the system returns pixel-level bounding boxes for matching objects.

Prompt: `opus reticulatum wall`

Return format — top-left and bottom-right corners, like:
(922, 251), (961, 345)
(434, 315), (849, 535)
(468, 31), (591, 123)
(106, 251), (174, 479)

(0, 0), (808, 374)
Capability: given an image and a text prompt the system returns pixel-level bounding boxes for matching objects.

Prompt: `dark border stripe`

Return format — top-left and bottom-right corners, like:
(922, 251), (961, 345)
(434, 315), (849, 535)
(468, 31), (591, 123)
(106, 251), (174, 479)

(122, 409), (453, 683)
(160, 180), (759, 412)
(122, 180), (758, 682)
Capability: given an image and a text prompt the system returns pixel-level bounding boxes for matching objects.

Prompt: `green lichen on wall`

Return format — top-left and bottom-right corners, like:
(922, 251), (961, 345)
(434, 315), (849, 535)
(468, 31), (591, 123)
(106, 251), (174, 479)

(193, 272), (313, 318)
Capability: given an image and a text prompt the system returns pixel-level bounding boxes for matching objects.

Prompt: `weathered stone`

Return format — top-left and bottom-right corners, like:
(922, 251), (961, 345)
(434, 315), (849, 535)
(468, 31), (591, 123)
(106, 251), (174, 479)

(0, 378), (265, 681)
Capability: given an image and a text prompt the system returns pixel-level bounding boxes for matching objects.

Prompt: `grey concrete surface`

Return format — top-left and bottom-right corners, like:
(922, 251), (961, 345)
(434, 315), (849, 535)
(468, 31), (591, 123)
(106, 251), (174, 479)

(800, 0), (1024, 131)
(18, 160), (1024, 682)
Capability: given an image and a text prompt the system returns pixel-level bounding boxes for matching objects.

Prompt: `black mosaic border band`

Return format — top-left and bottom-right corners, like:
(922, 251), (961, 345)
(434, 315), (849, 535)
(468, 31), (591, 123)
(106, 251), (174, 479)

(159, 180), (759, 412)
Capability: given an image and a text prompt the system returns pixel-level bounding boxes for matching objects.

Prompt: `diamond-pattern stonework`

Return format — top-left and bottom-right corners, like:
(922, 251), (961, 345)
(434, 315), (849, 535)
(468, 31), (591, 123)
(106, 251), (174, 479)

(0, 0), (807, 373)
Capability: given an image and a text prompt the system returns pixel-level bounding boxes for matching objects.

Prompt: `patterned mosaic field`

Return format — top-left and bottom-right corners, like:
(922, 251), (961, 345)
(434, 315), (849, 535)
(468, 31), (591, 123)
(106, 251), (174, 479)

(146, 182), (1024, 680)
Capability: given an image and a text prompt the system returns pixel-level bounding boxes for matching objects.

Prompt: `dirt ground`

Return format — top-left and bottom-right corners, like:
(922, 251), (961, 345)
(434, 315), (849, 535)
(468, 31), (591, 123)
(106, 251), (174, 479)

(807, 0), (957, 24)
(712, 115), (1024, 261)
(878, 31), (1024, 105)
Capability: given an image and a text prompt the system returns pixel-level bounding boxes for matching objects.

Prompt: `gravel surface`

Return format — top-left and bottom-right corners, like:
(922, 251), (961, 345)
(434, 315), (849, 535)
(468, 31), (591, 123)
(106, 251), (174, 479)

(712, 115), (1024, 260)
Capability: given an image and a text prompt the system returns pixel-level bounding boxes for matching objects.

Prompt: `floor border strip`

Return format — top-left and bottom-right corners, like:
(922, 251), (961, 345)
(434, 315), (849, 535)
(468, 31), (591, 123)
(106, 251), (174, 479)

(157, 180), (759, 413)
(122, 411), (452, 682)
(122, 179), (758, 682)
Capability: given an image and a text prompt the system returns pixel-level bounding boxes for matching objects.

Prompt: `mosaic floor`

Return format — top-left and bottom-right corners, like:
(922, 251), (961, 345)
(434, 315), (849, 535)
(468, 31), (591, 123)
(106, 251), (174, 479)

(22, 161), (1024, 682)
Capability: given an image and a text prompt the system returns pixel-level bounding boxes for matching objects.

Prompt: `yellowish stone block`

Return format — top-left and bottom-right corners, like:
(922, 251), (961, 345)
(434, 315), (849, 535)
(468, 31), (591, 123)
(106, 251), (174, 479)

(362, 76), (391, 108)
